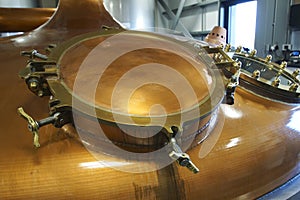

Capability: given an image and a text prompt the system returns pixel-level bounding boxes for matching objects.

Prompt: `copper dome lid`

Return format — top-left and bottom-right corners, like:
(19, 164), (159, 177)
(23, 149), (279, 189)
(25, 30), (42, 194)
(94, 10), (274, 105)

(18, 29), (225, 156)
(49, 30), (225, 130)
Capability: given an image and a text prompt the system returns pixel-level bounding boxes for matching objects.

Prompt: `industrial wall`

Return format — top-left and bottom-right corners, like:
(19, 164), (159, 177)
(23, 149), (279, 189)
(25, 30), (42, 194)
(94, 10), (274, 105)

(291, 0), (300, 50)
(157, 0), (295, 58)
(255, 0), (290, 57)
(168, 0), (218, 33)
(156, 0), (219, 39)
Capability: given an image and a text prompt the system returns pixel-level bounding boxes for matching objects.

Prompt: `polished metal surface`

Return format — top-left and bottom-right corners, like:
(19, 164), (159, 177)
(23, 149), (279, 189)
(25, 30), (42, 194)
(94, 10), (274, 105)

(0, 8), (56, 32)
(104, 0), (155, 30)
(57, 33), (216, 116)
(0, 0), (300, 199)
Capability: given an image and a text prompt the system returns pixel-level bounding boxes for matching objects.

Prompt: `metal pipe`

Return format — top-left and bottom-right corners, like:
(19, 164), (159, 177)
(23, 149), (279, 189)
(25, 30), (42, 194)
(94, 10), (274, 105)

(0, 8), (56, 32)
(104, 0), (155, 30)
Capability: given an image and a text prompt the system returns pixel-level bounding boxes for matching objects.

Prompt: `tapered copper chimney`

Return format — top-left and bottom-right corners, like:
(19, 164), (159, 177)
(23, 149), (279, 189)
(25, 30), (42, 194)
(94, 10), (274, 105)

(12, 0), (123, 46)
(41, 0), (121, 31)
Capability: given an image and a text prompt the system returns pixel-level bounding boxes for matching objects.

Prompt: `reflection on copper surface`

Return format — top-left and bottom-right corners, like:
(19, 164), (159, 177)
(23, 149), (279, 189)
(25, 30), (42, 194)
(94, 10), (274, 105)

(287, 110), (300, 132)
(226, 137), (241, 149)
(221, 104), (243, 119)
(79, 161), (132, 169)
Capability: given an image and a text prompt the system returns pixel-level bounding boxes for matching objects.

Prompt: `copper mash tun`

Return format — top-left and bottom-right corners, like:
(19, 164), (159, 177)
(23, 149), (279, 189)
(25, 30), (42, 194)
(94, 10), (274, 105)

(1, 0), (300, 199)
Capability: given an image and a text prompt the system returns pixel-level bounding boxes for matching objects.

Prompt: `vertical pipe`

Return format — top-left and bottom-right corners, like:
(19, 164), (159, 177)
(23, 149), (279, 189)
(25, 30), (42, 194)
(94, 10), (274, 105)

(271, 0), (277, 45)
(286, 0), (292, 44)
(0, 0), (37, 8)
(129, 0), (155, 30)
(217, 0), (221, 26)
(104, 0), (155, 30)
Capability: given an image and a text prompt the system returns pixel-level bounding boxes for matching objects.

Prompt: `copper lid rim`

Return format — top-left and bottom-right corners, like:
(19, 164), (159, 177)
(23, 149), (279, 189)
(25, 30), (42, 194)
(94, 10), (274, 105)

(46, 30), (225, 128)
(232, 53), (300, 103)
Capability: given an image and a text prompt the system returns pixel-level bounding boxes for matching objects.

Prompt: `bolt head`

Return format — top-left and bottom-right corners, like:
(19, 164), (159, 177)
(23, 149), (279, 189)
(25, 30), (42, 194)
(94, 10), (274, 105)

(252, 70), (260, 79)
(280, 61), (287, 69)
(250, 49), (257, 57)
(266, 55), (272, 62)
(27, 124), (33, 131)
(235, 46), (242, 53)
(179, 158), (189, 167)
(37, 91), (44, 97)
(29, 81), (38, 89)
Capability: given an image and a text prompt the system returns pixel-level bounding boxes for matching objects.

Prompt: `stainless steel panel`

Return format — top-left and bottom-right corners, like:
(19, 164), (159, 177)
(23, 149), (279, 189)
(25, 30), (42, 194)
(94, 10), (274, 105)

(104, 0), (155, 30)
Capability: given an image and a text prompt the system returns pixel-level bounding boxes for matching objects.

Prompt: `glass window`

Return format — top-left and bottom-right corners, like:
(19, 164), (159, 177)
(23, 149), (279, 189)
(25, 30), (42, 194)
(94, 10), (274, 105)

(228, 1), (257, 49)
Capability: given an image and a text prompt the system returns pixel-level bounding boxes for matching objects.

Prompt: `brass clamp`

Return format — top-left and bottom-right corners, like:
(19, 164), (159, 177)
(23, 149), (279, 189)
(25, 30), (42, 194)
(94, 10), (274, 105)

(224, 62), (241, 105)
(17, 107), (61, 148)
(202, 46), (236, 69)
(18, 59), (57, 97)
(201, 45), (242, 105)
(169, 138), (199, 174)
(168, 127), (199, 174)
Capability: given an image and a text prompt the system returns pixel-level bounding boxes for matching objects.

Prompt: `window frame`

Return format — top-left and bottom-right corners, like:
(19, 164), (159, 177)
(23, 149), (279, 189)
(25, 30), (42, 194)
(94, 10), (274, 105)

(221, 0), (257, 44)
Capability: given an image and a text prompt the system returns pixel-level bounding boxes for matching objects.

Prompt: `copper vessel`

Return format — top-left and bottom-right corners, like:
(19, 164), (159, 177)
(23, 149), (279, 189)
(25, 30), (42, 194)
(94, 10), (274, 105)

(0, 0), (300, 199)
